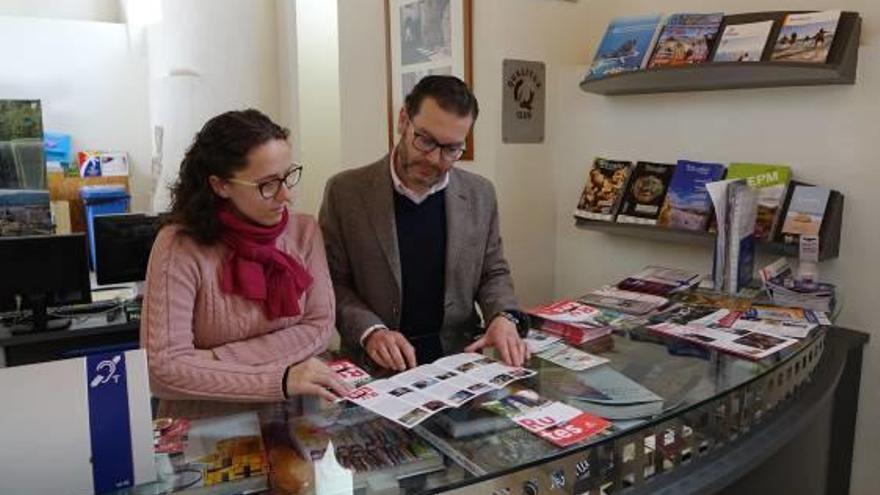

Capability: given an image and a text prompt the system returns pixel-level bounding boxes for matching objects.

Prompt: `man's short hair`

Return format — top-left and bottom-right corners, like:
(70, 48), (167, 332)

(404, 75), (479, 121)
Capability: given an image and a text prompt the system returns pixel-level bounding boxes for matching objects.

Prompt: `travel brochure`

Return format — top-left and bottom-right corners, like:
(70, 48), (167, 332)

(586, 10), (844, 80)
(648, 13), (724, 67)
(771, 11), (841, 63)
(482, 389), (612, 447)
(587, 14), (663, 79)
(657, 160), (726, 231)
(575, 158), (633, 221)
(649, 321), (799, 360)
(706, 179), (758, 294)
(726, 163), (792, 241)
(713, 20), (774, 62)
(574, 156), (837, 257)
(535, 341), (609, 371)
(344, 353), (536, 428)
(616, 265), (702, 296)
(579, 286), (669, 316)
(781, 185), (830, 238)
(617, 161), (677, 225)
(759, 257), (836, 312)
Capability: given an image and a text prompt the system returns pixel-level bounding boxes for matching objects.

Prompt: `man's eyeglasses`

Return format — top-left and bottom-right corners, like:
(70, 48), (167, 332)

(410, 127), (466, 162)
(227, 164), (303, 199)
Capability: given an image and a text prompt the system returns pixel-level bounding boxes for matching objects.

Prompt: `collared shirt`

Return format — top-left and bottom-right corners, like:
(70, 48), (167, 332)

(389, 145), (450, 205)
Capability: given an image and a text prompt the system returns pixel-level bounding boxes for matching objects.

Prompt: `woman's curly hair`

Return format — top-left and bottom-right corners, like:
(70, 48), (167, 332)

(166, 109), (289, 244)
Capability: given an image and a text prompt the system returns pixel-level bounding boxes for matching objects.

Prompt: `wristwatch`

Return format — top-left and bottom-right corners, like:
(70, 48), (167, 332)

(496, 310), (530, 338)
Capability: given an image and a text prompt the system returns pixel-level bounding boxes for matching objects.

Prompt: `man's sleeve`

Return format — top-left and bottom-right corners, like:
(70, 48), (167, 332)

(319, 176), (387, 349)
(475, 182), (519, 323)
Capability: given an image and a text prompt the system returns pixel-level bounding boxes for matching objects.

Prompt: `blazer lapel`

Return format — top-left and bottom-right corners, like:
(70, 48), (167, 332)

(362, 156), (402, 294)
(444, 169), (472, 313)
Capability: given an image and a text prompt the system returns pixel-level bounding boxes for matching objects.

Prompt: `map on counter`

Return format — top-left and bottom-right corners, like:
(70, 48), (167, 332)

(344, 353), (536, 428)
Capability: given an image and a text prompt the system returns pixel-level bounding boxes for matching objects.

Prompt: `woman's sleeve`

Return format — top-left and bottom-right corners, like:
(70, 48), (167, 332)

(210, 218), (335, 366)
(140, 228), (287, 402)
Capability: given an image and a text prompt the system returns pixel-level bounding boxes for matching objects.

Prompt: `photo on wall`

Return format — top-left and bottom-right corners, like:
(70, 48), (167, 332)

(0, 100), (47, 191)
(0, 189), (53, 236)
(400, 0), (452, 65)
(386, 0), (473, 160)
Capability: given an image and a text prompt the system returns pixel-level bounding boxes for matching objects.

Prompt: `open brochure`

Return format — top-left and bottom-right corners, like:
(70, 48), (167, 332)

(693, 307), (825, 340)
(344, 353), (536, 428)
(649, 321), (798, 360)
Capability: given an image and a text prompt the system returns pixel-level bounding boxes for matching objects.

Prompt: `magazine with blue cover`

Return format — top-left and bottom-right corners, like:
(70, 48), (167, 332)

(587, 14), (663, 79)
(658, 160), (726, 231)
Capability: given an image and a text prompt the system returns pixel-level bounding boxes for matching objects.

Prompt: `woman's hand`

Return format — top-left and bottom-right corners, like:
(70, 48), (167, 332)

(284, 357), (351, 401)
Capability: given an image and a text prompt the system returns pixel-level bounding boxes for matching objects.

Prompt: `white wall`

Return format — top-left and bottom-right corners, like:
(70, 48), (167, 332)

(549, 1), (878, 494)
(338, 0), (389, 169)
(470, 0), (609, 307)
(290, 0), (342, 216)
(0, 0), (121, 23)
(0, 15), (151, 210)
(148, 0), (281, 212)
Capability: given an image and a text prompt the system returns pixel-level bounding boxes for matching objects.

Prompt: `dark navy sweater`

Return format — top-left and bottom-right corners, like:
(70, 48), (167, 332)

(394, 190), (447, 363)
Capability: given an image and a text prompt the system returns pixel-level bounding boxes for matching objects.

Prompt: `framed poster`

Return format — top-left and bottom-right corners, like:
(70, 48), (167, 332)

(385, 0), (474, 160)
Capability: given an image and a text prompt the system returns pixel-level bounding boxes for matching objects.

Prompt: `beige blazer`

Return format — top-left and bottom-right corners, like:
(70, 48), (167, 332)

(319, 155), (519, 356)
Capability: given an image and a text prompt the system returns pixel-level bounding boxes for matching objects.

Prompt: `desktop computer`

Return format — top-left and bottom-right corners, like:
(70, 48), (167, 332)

(0, 233), (92, 332)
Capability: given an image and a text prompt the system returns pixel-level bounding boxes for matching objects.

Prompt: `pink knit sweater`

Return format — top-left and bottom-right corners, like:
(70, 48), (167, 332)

(140, 213), (334, 402)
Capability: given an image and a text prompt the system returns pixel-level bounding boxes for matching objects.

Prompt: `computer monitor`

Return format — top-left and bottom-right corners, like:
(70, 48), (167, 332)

(0, 233), (92, 332)
(93, 213), (162, 286)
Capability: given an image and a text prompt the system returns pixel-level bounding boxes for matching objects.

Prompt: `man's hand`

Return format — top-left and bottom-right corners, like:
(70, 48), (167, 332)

(284, 357), (352, 401)
(365, 328), (417, 371)
(464, 316), (530, 367)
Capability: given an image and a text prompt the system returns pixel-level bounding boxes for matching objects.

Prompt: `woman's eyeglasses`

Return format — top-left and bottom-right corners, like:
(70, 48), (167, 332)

(227, 164), (303, 199)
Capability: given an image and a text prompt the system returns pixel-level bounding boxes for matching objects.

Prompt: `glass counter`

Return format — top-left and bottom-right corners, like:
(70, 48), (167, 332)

(125, 319), (860, 495)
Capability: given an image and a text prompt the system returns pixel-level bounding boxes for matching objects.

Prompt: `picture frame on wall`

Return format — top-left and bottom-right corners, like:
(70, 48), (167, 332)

(385, 0), (474, 160)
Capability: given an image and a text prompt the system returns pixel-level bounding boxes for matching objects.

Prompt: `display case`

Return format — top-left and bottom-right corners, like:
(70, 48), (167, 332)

(127, 322), (867, 495)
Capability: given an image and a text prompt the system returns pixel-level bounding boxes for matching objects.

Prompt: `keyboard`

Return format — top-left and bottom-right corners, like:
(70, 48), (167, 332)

(53, 300), (122, 315)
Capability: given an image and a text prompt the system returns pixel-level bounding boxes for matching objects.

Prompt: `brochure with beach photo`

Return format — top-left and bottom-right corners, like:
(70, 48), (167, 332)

(345, 353), (535, 428)
(713, 20), (775, 62)
(781, 185), (830, 237)
(648, 13), (724, 67)
(587, 15), (664, 79)
(771, 11), (841, 63)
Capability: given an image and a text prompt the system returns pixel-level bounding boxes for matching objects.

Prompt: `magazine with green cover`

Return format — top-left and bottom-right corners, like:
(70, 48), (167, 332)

(726, 163), (792, 241)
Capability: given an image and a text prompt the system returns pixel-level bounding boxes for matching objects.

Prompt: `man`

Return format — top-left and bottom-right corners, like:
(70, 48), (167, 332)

(319, 75), (529, 371)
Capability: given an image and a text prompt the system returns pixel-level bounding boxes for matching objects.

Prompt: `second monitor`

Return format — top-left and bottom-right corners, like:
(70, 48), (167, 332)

(93, 213), (162, 286)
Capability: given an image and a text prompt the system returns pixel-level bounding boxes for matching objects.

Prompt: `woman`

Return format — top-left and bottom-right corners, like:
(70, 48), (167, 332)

(141, 109), (348, 402)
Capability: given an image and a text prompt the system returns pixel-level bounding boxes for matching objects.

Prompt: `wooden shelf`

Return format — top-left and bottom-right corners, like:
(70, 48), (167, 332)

(580, 12), (861, 96)
(574, 185), (844, 262)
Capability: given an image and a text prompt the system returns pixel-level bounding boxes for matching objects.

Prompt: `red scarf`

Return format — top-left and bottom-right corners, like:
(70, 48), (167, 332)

(217, 206), (313, 319)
